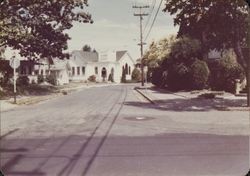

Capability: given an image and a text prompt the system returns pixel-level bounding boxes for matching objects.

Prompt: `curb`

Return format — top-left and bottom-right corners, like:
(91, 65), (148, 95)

(134, 88), (156, 104)
(16, 94), (62, 106)
(215, 106), (250, 111)
(1, 83), (120, 112)
(135, 87), (249, 111)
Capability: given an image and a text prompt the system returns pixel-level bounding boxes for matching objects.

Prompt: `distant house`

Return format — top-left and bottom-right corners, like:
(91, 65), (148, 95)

(0, 59), (43, 84)
(18, 60), (40, 83)
(69, 50), (135, 83)
(68, 51), (98, 82)
(49, 58), (70, 85)
(1, 49), (135, 85)
(16, 58), (69, 85)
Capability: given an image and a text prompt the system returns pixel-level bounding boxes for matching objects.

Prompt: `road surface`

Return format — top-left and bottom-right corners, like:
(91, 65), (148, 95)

(0, 84), (249, 176)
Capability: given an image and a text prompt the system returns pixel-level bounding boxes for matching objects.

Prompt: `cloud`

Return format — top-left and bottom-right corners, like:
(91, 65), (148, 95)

(94, 19), (137, 30)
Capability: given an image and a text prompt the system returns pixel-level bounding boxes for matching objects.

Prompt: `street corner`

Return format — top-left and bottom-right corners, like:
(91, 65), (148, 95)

(214, 105), (250, 111)
(0, 99), (18, 112)
(134, 87), (156, 104)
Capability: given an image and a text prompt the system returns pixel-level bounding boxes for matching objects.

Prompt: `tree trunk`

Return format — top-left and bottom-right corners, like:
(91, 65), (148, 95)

(247, 64), (250, 106)
(234, 44), (250, 106)
(233, 5), (250, 106)
(246, 7), (250, 107)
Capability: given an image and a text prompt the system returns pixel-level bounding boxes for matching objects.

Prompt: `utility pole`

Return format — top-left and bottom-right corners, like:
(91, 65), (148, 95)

(133, 5), (149, 86)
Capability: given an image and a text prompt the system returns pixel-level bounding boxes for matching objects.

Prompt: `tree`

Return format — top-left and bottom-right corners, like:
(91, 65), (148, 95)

(121, 68), (126, 83)
(0, 47), (4, 58)
(190, 60), (210, 90)
(143, 36), (176, 83)
(151, 67), (165, 87)
(162, 36), (202, 69)
(82, 45), (92, 52)
(144, 35), (176, 69)
(164, 0), (250, 105)
(161, 36), (208, 90)
(166, 62), (191, 90)
(209, 53), (245, 93)
(131, 68), (141, 82)
(0, 0), (93, 60)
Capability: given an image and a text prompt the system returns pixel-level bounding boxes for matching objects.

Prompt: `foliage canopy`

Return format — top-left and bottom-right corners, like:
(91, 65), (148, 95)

(0, 0), (93, 59)
(164, 0), (249, 69)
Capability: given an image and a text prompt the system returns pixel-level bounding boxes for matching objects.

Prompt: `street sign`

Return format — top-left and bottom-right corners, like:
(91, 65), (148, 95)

(9, 57), (20, 69)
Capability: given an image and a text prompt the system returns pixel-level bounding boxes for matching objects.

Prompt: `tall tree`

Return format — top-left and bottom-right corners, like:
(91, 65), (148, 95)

(0, 47), (4, 59)
(82, 44), (92, 52)
(0, 0), (93, 60)
(144, 36), (175, 69)
(164, 0), (250, 105)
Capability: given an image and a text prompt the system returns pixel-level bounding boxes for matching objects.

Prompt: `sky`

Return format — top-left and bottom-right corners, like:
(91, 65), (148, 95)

(4, 0), (178, 60)
(66, 0), (178, 60)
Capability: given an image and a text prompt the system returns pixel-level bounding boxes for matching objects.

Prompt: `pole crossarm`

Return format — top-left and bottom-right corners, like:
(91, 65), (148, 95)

(134, 13), (149, 17)
(132, 5), (150, 8)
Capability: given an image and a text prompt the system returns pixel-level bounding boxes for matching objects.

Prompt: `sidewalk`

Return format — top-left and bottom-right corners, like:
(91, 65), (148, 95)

(135, 86), (249, 111)
(1, 82), (118, 112)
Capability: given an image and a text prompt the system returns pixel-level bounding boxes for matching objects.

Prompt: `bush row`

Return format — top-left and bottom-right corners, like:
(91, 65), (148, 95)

(151, 58), (244, 93)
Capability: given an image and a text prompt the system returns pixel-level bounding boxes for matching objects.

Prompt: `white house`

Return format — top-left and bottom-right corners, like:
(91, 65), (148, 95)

(49, 58), (70, 85)
(15, 49), (135, 85)
(18, 58), (70, 85)
(69, 50), (135, 83)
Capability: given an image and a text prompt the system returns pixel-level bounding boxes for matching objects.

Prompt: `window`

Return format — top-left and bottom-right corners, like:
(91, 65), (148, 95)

(95, 67), (98, 75)
(41, 70), (44, 75)
(82, 67), (85, 75)
(72, 67), (75, 76)
(77, 67), (80, 75)
(129, 66), (131, 75)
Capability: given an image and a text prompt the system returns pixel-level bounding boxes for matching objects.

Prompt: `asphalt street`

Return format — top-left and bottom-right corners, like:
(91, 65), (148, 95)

(0, 84), (249, 176)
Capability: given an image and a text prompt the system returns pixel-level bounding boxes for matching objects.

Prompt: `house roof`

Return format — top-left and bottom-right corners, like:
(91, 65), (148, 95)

(71, 50), (98, 65)
(116, 51), (127, 61)
(50, 59), (68, 70)
(70, 50), (135, 65)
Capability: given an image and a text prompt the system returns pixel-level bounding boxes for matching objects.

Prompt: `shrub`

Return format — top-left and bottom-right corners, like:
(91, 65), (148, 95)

(31, 79), (36, 84)
(151, 68), (164, 87)
(121, 69), (126, 83)
(88, 75), (96, 82)
(17, 75), (29, 86)
(38, 75), (45, 84)
(46, 74), (57, 85)
(108, 74), (114, 82)
(209, 58), (245, 93)
(131, 68), (141, 82)
(0, 90), (6, 99)
(190, 60), (210, 90)
(198, 93), (216, 99)
(166, 63), (191, 91)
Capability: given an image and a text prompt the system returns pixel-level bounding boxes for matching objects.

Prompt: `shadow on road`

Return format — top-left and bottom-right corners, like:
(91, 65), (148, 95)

(0, 133), (248, 176)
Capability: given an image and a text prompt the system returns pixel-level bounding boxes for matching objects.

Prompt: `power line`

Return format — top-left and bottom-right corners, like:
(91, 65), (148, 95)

(144, 0), (164, 42)
(143, 0), (157, 34)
